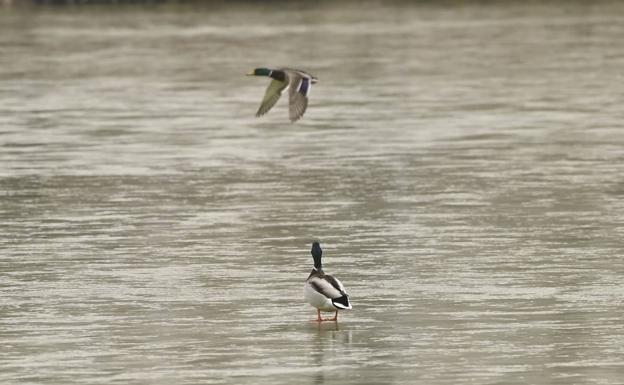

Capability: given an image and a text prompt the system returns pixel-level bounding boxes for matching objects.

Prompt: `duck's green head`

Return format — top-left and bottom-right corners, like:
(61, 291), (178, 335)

(246, 67), (272, 77)
(311, 241), (322, 270)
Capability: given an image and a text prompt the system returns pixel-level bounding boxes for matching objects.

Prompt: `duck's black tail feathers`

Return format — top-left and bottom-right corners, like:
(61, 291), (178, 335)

(332, 295), (352, 310)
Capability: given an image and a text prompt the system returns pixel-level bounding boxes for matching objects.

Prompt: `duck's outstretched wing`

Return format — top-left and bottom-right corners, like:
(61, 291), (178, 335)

(256, 78), (288, 117)
(287, 73), (311, 122)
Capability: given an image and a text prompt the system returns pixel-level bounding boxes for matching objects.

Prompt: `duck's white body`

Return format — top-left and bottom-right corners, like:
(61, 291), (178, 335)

(304, 272), (351, 312)
(304, 281), (336, 312)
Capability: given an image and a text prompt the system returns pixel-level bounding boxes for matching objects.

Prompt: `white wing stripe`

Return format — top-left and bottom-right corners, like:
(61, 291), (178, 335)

(333, 277), (345, 292)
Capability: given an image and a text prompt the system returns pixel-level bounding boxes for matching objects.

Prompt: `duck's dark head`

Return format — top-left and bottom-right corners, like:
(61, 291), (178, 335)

(246, 67), (272, 77)
(311, 241), (322, 270)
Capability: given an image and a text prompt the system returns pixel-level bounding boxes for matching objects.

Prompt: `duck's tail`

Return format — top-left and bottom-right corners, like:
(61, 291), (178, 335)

(332, 295), (352, 310)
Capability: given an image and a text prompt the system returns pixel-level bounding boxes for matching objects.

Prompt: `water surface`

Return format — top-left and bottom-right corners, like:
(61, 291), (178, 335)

(2, 2), (624, 384)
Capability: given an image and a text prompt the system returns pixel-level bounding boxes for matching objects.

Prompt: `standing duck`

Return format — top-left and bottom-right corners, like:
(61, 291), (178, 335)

(246, 67), (318, 122)
(304, 242), (352, 322)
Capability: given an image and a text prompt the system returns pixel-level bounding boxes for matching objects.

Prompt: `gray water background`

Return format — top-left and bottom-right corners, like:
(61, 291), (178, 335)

(1, 2), (624, 384)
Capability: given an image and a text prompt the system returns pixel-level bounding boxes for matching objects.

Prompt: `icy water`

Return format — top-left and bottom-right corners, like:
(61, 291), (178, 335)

(2, 2), (624, 384)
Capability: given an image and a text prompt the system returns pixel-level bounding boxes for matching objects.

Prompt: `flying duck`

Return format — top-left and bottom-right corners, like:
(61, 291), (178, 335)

(304, 241), (352, 322)
(246, 67), (317, 122)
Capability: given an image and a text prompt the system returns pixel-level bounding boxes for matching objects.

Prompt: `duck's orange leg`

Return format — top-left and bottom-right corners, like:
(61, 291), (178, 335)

(316, 310), (339, 322)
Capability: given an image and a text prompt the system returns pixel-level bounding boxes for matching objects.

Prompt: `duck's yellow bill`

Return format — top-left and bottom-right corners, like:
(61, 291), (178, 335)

(246, 71), (255, 76)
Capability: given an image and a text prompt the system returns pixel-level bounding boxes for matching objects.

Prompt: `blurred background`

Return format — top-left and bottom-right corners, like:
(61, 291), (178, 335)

(1, 1), (624, 384)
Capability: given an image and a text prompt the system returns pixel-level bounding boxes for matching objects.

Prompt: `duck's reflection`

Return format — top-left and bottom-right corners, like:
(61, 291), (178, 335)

(308, 321), (354, 385)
